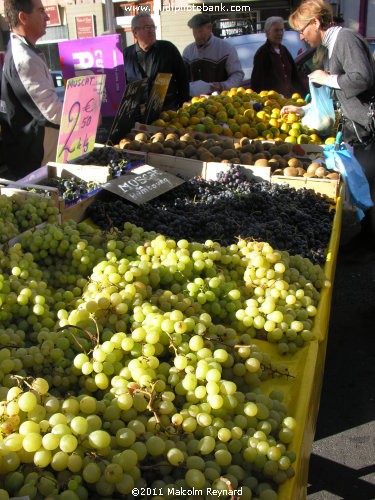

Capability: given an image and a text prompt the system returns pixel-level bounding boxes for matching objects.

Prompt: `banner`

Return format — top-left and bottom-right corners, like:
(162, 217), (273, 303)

(58, 35), (125, 117)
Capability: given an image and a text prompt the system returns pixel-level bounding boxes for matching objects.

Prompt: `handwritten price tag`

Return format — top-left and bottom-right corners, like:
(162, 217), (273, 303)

(144, 72), (172, 124)
(56, 74), (106, 163)
(108, 78), (148, 145)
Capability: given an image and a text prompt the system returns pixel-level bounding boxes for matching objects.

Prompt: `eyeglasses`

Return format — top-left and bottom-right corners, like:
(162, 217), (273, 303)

(298, 20), (313, 35)
(136, 24), (156, 30)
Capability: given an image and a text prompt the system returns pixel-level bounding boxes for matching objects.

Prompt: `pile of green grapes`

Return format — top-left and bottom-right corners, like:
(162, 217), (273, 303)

(0, 219), (328, 499)
(0, 194), (59, 244)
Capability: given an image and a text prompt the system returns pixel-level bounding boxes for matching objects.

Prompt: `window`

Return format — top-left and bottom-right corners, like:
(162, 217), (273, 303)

(212, 11), (259, 38)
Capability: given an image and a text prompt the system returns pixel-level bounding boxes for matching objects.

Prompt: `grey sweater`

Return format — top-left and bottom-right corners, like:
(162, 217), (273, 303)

(324, 28), (375, 128)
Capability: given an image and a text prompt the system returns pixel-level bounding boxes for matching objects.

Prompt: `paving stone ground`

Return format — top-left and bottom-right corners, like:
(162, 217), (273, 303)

(307, 230), (375, 500)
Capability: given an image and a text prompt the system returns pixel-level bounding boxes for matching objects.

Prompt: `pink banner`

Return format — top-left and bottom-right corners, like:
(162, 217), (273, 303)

(58, 35), (125, 117)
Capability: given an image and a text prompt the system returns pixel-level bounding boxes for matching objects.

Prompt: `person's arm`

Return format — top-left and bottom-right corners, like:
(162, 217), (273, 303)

(309, 34), (373, 98)
(182, 46), (191, 81)
(283, 47), (309, 97)
(15, 50), (62, 125)
(171, 44), (190, 104)
(250, 50), (265, 93)
(218, 45), (244, 91)
(280, 104), (305, 117)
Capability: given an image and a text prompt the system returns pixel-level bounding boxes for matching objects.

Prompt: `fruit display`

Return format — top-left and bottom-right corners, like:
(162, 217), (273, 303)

(115, 130), (337, 181)
(0, 213), (328, 498)
(0, 194), (59, 244)
(69, 147), (145, 178)
(40, 178), (101, 203)
(149, 88), (336, 145)
(7, 147), (146, 212)
(88, 166), (334, 264)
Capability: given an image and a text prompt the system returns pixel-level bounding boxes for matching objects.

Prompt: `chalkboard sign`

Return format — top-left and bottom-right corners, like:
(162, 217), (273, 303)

(107, 78), (148, 144)
(144, 73), (172, 124)
(102, 165), (184, 205)
(56, 74), (106, 163)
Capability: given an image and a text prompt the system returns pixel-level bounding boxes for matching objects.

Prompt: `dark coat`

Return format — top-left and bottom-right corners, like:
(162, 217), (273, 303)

(123, 40), (189, 111)
(250, 40), (308, 98)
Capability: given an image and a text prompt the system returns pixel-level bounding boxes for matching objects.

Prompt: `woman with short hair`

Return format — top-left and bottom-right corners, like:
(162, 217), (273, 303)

(250, 16), (308, 98)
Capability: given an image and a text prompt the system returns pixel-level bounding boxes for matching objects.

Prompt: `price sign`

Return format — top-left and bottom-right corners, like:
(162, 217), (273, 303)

(108, 78), (147, 144)
(102, 165), (184, 205)
(56, 74), (106, 163)
(144, 72), (172, 124)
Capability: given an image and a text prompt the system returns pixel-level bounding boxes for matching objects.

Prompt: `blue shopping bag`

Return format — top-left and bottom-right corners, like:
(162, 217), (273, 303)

(324, 144), (374, 219)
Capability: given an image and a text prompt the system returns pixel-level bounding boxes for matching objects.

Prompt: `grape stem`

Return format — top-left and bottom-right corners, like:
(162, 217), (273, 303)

(131, 381), (162, 425)
(139, 461), (177, 470)
(261, 362), (295, 379)
(10, 374), (35, 390)
(167, 334), (179, 356)
(56, 324), (97, 352)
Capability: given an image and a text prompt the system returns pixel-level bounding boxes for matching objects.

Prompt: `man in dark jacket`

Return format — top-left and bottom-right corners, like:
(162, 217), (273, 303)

(123, 13), (189, 117)
(250, 16), (308, 98)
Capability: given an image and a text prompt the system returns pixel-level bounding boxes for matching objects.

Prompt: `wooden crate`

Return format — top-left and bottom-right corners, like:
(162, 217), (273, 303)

(271, 175), (339, 202)
(146, 153), (271, 183)
(0, 178), (60, 206)
(4, 163), (112, 223)
(73, 144), (147, 171)
(147, 153), (205, 179)
(205, 162), (271, 182)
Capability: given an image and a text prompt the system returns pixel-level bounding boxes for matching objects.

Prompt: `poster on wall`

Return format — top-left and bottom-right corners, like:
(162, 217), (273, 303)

(58, 35), (125, 118)
(75, 15), (96, 39)
(45, 5), (61, 27)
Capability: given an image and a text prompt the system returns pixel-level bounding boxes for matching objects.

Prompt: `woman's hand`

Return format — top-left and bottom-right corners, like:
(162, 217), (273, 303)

(308, 70), (330, 85)
(280, 105), (305, 117)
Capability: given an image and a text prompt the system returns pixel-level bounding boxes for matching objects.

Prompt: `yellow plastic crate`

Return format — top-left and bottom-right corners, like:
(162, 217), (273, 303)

(82, 185), (343, 499)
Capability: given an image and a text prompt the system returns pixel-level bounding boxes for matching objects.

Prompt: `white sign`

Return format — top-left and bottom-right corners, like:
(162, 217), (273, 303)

(102, 165), (184, 205)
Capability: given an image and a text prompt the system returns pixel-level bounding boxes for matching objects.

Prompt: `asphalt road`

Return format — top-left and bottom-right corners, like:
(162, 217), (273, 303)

(307, 229), (375, 499)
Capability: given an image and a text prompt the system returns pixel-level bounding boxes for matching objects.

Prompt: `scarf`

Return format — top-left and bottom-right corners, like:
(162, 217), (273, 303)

(322, 26), (342, 58)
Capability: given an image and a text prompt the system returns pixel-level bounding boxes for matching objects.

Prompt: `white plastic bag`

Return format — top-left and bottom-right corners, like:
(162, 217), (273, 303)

(302, 80), (335, 135)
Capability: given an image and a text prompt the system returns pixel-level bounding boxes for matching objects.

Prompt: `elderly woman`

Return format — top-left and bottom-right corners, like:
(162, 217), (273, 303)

(250, 16), (308, 97)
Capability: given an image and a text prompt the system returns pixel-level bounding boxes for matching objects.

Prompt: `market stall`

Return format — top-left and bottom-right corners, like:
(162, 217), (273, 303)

(0, 84), (365, 500)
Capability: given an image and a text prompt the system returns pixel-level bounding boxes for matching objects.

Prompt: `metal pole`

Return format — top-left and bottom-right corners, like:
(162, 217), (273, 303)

(104, 0), (116, 34)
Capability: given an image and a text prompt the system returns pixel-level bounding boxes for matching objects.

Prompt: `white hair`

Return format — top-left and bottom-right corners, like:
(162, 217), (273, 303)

(264, 16), (285, 34)
(131, 13), (152, 30)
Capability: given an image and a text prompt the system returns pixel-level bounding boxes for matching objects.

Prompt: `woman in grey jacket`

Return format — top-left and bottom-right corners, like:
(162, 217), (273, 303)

(281, 0), (375, 251)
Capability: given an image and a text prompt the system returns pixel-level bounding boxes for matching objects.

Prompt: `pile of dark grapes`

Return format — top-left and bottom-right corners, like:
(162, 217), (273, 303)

(42, 178), (101, 202)
(69, 146), (143, 177)
(87, 166), (335, 264)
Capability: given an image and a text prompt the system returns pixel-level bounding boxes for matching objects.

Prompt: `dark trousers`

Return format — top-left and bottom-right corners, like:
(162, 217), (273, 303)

(353, 140), (375, 239)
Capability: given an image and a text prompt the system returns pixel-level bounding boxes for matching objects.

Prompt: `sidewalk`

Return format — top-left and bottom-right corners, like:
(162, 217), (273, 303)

(307, 241), (375, 499)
